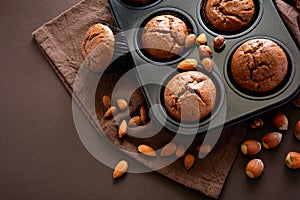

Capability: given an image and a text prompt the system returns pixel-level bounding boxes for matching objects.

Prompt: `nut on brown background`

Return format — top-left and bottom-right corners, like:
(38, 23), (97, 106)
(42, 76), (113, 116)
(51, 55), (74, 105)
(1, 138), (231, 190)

(241, 139), (261, 156)
(262, 132), (282, 149)
(272, 112), (289, 130)
(245, 159), (264, 178)
(285, 152), (300, 169)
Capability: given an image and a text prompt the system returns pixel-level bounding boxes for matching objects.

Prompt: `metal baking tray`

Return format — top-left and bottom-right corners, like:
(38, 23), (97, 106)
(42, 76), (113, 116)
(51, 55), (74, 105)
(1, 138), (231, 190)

(108, 0), (300, 134)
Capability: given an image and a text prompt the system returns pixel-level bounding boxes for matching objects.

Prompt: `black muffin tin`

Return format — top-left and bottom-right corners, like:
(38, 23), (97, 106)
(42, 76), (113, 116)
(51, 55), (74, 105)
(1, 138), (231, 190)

(108, 0), (300, 134)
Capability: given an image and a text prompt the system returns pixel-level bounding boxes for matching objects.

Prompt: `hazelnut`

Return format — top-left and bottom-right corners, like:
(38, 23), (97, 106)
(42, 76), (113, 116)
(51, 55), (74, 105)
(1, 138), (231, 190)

(245, 159), (264, 178)
(213, 35), (226, 50)
(272, 112), (289, 131)
(201, 57), (213, 72)
(262, 132), (282, 149)
(294, 121), (300, 141)
(196, 33), (207, 45)
(285, 152), (300, 169)
(198, 45), (213, 59)
(293, 93), (300, 108)
(185, 34), (196, 48)
(250, 117), (264, 129)
(241, 139), (262, 156)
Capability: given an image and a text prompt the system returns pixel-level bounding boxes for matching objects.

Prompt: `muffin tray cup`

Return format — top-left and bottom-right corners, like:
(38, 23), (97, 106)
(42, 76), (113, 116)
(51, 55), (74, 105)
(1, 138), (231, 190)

(108, 0), (300, 135)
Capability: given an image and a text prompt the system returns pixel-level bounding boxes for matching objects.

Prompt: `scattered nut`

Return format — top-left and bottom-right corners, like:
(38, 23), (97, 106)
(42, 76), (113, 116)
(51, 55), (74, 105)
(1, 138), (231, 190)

(104, 106), (117, 118)
(262, 132), (282, 149)
(140, 106), (149, 125)
(201, 57), (213, 72)
(241, 140), (261, 156)
(128, 116), (142, 126)
(113, 160), (128, 179)
(117, 99), (128, 110)
(250, 117), (264, 129)
(102, 95), (111, 109)
(118, 120), (127, 139)
(293, 93), (300, 108)
(285, 152), (300, 169)
(196, 144), (212, 153)
(185, 34), (196, 48)
(245, 159), (264, 178)
(184, 154), (195, 170)
(213, 35), (226, 50)
(175, 144), (186, 158)
(177, 59), (198, 71)
(272, 112), (289, 130)
(138, 144), (156, 156)
(160, 142), (177, 157)
(196, 33), (207, 45)
(198, 45), (213, 59)
(294, 121), (300, 141)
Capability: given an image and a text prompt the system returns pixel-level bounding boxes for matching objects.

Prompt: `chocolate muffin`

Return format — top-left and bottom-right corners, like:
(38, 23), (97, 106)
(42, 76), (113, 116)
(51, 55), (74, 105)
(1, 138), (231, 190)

(230, 39), (288, 93)
(205, 0), (255, 33)
(122, 0), (157, 5)
(142, 15), (189, 61)
(81, 23), (115, 73)
(164, 71), (216, 121)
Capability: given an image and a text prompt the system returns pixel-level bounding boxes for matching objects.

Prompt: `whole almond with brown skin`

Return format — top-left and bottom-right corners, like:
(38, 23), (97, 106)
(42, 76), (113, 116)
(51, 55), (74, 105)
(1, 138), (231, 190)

(113, 160), (128, 179)
(117, 99), (128, 110)
(160, 142), (177, 157)
(285, 152), (300, 169)
(262, 132), (282, 149)
(175, 144), (186, 158)
(102, 95), (111, 109)
(201, 57), (213, 72)
(104, 106), (117, 118)
(177, 59), (198, 71)
(140, 106), (149, 125)
(294, 121), (300, 140)
(241, 139), (261, 156)
(199, 45), (213, 59)
(196, 33), (207, 45)
(184, 154), (195, 170)
(185, 34), (196, 47)
(272, 112), (289, 130)
(138, 144), (156, 156)
(118, 120), (127, 139)
(245, 159), (264, 178)
(128, 116), (142, 126)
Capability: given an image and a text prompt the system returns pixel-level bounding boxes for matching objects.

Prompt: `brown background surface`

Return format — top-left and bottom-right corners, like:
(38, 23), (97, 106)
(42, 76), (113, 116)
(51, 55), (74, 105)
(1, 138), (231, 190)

(1, 0), (300, 200)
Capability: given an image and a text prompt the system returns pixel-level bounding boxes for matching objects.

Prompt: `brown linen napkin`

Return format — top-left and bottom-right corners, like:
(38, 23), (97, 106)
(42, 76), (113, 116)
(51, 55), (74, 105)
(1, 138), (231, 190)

(32, 0), (299, 198)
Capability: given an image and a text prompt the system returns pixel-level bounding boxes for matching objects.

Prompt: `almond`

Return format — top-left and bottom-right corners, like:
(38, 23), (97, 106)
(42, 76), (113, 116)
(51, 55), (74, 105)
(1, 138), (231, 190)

(262, 132), (282, 149)
(177, 59), (198, 71)
(294, 121), (300, 140)
(272, 112), (288, 130)
(118, 120), (127, 138)
(199, 45), (213, 59)
(138, 144), (156, 156)
(104, 106), (117, 118)
(201, 57), (213, 72)
(140, 106), (149, 125)
(175, 144), (186, 158)
(184, 154), (195, 170)
(196, 144), (212, 154)
(185, 34), (196, 47)
(241, 139), (261, 156)
(196, 33), (207, 45)
(128, 116), (142, 126)
(117, 99), (128, 110)
(160, 142), (177, 157)
(102, 95), (111, 109)
(113, 160), (128, 179)
(245, 159), (264, 178)
(285, 152), (300, 169)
